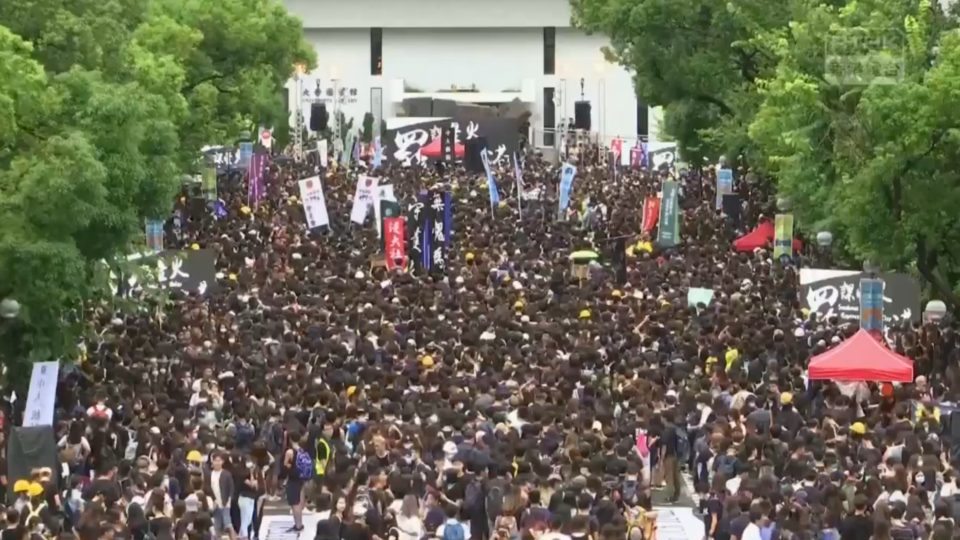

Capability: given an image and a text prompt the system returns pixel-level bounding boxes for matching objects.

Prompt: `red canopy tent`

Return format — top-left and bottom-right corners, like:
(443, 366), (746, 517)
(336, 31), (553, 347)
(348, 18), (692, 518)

(732, 220), (803, 252)
(419, 138), (465, 158)
(808, 329), (914, 382)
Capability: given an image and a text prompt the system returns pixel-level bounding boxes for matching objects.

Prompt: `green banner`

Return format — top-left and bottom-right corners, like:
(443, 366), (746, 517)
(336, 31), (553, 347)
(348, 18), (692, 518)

(774, 213), (794, 259)
(201, 166), (217, 201)
(656, 181), (680, 247)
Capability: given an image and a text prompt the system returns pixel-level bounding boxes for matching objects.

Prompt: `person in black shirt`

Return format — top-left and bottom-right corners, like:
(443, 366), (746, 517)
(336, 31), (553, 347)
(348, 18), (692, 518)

(838, 495), (872, 540)
(660, 414), (682, 503)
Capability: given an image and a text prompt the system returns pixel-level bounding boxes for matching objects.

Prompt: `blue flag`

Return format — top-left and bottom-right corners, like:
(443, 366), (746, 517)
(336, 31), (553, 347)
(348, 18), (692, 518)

(480, 147), (499, 214)
(558, 163), (577, 215)
(513, 152), (523, 220)
(443, 191), (453, 248)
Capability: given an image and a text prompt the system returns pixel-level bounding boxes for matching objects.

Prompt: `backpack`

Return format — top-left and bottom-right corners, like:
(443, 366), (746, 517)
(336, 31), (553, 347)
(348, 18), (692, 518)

(235, 422), (255, 449)
(295, 448), (315, 480)
(442, 523), (465, 540)
(621, 479), (639, 506)
(464, 480), (485, 515)
(263, 421), (284, 455)
(485, 485), (503, 522)
(675, 426), (691, 462)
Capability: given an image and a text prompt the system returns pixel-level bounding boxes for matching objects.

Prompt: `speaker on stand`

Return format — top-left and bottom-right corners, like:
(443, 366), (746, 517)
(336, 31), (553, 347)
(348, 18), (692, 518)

(310, 103), (328, 131)
(464, 137), (487, 173)
(574, 101), (592, 131)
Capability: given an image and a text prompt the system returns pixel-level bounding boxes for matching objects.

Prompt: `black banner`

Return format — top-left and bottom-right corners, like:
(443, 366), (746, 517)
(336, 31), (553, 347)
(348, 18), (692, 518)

(800, 270), (920, 328)
(426, 190), (449, 274)
(441, 127), (455, 163)
(383, 117), (519, 167)
(117, 249), (218, 297)
(721, 194), (742, 228)
(407, 194), (429, 274)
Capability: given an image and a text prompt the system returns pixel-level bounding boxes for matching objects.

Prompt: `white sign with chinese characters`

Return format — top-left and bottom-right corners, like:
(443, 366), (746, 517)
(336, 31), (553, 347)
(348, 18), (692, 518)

(23, 361), (59, 428)
(298, 176), (330, 230)
(350, 175), (379, 225)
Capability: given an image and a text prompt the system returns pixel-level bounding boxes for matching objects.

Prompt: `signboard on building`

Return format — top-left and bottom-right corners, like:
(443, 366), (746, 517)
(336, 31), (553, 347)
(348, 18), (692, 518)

(383, 116), (518, 167)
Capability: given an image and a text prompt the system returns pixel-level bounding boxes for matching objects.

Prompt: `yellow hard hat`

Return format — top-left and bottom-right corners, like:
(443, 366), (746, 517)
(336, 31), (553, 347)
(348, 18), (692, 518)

(851, 422), (867, 435)
(228, 273), (238, 282)
(346, 385), (357, 397)
(240, 205), (252, 215)
(13, 480), (29, 493)
(421, 355), (434, 368)
(514, 300), (525, 310)
(186, 450), (203, 463)
(190, 243), (200, 251)
(579, 309), (591, 320)
(611, 290), (623, 298)
(27, 482), (44, 497)
(465, 252), (475, 261)
(780, 392), (793, 405)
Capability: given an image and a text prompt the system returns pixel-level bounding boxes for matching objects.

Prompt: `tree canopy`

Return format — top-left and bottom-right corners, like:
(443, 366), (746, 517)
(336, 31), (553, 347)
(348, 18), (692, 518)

(574, 0), (960, 309)
(0, 0), (314, 369)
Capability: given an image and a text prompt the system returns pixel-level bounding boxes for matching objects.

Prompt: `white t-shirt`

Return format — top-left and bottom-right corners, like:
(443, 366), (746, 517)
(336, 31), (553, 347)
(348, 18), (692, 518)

(396, 515), (424, 540)
(741, 523), (763, 540)
(211, 470), (223, 507)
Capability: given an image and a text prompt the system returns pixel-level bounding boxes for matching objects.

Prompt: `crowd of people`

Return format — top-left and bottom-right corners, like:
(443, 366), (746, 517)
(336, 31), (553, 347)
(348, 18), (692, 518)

(0, 132), (958, 540)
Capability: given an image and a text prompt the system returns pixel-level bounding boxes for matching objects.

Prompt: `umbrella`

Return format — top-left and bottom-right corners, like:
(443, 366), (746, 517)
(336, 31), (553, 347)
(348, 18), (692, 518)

(569, 250), (599, 262)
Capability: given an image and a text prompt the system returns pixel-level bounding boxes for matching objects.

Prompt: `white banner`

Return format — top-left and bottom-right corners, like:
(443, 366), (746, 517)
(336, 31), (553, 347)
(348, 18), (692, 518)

(298, 176), (330, 229)
(373, 184), (396, 238)
(350, 175), (379, 225)
(23, 361), (59, 427)
(318, 139), (328, 169)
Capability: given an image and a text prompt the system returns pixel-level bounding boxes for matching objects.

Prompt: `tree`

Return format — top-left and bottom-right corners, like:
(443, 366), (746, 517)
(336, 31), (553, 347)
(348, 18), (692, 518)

(571, 0), (789, 163)
(0, 0), (314, 375)
(749, 0), (960, 307)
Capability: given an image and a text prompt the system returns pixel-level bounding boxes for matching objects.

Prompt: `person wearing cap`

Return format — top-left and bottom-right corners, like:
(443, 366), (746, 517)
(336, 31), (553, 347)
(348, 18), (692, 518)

(778, 392), (804, 437)
(12, 480), (30, 515)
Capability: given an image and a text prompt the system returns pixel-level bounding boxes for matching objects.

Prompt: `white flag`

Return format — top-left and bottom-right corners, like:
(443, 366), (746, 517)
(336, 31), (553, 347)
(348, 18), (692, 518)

(318, 139), (328, 169)
(298, 176), (330, 229)
(23, 361), (59, 427)
(350, 174), (379, 225)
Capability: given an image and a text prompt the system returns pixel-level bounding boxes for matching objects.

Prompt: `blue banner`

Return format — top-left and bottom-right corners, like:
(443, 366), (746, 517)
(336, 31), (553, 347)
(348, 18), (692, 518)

(421, 191), (433, 271)
(238, 142), (253, 168)
(558, 163), (577, 215)
(716, 168), (734, 209)
(481, 147), (499, 213)
(860, 278), (885, 332)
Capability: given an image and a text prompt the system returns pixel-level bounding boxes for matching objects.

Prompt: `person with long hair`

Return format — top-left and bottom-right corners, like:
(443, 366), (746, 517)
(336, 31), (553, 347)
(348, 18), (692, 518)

(395, 494), (424, 540)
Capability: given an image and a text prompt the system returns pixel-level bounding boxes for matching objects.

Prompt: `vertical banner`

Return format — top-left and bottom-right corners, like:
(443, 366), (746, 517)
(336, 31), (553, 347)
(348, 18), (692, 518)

(513, 152), (524, 220)
(298, 176), (331, 230)
(481, 147), (499, 214)
(350, 175), (378, 225)
(201, 166), (217, 201)
(247, 153), (267, 207)
(558, 163), (578, 216)
(630, 142), (648, 169)
(611, 138), (623, 162)
(441, 127), (455, 163)
(716, 168), (734, 210)
(318, 139), (329, 169)
(428, 190), (447, 273)
(408, 196), (428, 274)
(23, 361), (59, 427)
(380, 199), (402, 252)
(860, 278), (885, 332)
(773, 214), (795, 260)
(383, 217), (407, 270)
(443, 191), (453, 248)
(238, 142), (253, 168)
(641, 197), (661, 233)
(721, 194), (742, 228)
(373, 184), (396, 238)
(608, 150), (617, 182)
(372, 137), (382, 170)
(145, 220), (165, 254)
(341, 132), (356, 167)
(657, 181), (680, 247)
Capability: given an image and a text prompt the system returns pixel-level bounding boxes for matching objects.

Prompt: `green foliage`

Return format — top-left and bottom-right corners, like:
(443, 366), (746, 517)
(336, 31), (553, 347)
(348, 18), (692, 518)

(0, 0), (315, 372)
(576, 0), (960, 307)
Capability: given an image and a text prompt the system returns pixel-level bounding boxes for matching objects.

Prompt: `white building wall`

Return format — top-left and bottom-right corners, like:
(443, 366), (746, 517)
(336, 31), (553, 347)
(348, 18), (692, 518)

(285, 0), (573, 28)
(382, 28), (540, 93)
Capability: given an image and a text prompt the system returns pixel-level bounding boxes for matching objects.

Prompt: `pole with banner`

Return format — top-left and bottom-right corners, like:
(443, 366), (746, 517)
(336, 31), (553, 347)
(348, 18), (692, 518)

(716, 168), (733, 209)
(657, 181), (680, 247)
(860, 277), (885, 333)
(773, 214), (795, 260)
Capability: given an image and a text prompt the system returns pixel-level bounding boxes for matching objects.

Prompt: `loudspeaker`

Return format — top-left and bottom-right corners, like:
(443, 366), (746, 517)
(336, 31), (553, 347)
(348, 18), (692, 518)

(465, 137), (486, 173)
(432, 99), (458, 118)
(310, 103), (328, 131)
(574, 101), (592, 131)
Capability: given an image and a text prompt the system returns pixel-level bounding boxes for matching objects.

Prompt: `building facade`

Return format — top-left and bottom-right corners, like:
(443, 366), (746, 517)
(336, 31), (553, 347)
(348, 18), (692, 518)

(283, 0), (664, 149)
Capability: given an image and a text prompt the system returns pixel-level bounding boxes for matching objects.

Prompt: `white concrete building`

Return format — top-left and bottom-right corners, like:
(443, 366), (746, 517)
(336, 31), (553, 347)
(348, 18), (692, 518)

(283, 0), (663, 150)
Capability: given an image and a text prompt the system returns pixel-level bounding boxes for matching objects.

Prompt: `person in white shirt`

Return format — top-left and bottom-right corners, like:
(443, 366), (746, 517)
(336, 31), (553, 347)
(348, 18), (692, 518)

(204, 453), (236, 540)
(394, 495), (424, 540)
(741, 508), (767, 540)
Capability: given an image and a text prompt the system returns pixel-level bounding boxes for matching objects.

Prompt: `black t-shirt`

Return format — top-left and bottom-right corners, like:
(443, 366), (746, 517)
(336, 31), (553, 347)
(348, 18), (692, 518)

(838, 515), (872, 540)
(729, 514), (750, 539)
(1, 528), (21, 540)
(82, 476), (122, 506)
(662, 425), (679, 457)
(703, 496), (726, 535)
